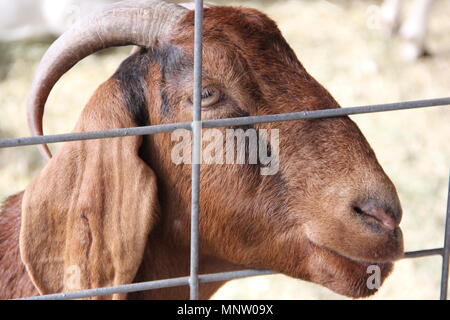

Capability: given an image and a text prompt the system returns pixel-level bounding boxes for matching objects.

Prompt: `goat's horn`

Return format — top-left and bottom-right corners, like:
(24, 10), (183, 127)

(28, 0), (187, 159)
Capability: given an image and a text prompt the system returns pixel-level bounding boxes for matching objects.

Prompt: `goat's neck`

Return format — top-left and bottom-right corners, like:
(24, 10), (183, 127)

(129, 226), (238, 300)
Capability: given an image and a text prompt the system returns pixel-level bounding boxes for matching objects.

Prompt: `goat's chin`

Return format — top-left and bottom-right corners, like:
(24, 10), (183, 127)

(299, 240), (395, 298)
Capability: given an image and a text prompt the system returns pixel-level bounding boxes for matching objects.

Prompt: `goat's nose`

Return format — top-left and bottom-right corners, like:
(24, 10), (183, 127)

(353, 199), (400, 232)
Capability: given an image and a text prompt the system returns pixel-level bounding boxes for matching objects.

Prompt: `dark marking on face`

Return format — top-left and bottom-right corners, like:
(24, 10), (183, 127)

(160, 89), (171, 116)
(113, 49), (151, 126)
(150, 45), (193, 117)
(152, 45), (192, 77)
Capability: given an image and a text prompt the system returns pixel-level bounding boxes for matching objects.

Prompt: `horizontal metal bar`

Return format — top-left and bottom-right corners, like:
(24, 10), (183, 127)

(0, 122), (191, 149)
(404, 248), (443, 258)
(200, 269), (275, 282)
(203, 97), (450, 129)
(17, 247), (443, 300)
(1, 97), (449, 149)
(17, 269), (274, 300)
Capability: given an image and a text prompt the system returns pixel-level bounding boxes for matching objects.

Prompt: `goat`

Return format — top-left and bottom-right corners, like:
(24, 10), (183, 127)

(0, 0), (404, 300)
(381, 0), (436, 60)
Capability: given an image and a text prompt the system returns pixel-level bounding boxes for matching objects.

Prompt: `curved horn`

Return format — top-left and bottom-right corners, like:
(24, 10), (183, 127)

(28, 0), (187, 159)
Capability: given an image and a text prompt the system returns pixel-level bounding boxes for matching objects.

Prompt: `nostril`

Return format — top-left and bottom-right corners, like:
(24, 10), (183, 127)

(353, 200), (398, 232)
(352, 206), (364, 215)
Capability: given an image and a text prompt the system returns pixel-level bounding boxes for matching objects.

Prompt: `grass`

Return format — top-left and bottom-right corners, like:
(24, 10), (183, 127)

(0, 0), (449, 299)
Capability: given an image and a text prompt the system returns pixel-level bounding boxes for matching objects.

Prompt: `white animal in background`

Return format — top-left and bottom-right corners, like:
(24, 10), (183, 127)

(381, 0), (436, 60)
(0, 0), (120, 41)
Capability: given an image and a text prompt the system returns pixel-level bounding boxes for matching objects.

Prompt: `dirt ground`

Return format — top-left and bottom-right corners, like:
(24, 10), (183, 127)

(0, 0), (449, 299)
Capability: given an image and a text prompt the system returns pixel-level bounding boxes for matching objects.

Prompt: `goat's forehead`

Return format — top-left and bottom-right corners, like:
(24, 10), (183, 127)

(157, 37), (251, 81)
(168, 24), (286, 75)
(175, 5), (282, 48)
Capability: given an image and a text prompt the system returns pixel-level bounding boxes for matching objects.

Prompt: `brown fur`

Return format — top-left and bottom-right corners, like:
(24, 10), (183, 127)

(0, 6), (403, 299)
(0, 193), (38, 299)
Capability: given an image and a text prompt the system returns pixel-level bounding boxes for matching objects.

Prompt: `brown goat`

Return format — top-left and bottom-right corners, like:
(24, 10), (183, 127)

(0, 0), (403, 300)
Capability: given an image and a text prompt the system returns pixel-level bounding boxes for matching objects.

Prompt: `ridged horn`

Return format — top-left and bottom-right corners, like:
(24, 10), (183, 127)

(28, 0), (187, 159)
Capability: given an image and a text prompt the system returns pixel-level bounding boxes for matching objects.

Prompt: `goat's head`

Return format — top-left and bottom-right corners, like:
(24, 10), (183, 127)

(20, 0), (403, 299)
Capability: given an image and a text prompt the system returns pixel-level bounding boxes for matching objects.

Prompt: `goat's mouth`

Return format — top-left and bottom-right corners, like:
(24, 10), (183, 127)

(302, 240), (395, 298)
(312, 240), (392, 267)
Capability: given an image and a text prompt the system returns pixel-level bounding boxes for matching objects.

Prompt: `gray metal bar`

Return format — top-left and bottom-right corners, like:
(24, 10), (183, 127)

(1, 97), (449, 149)
(17, 269), (273, 300)
(203, 97), (450, 129)
(200, 269), (274, 283)
(190, 0), (204, 301)
(404, 248), (443, 258)
(0, 122), (191, 149)
(18, 276), (190, 300)
(440, 174), (450, 300)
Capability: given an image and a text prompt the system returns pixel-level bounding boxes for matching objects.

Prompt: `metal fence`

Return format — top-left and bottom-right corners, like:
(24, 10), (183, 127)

(1, 0), (450, 300)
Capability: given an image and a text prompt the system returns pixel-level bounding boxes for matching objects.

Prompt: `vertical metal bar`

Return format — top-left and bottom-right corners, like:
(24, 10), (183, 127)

(440, 173), (450, 300)
(190, 0), (204, 300)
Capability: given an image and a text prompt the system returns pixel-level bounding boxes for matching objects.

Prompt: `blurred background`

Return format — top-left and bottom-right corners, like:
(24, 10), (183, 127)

(0, 0), (449, 299)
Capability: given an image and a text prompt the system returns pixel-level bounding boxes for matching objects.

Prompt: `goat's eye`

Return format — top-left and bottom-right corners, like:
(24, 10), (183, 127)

(200, 87), (221, 108)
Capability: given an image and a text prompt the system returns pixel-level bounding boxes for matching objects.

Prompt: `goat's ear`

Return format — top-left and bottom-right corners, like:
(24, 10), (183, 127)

(20, 80), (158, 299)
